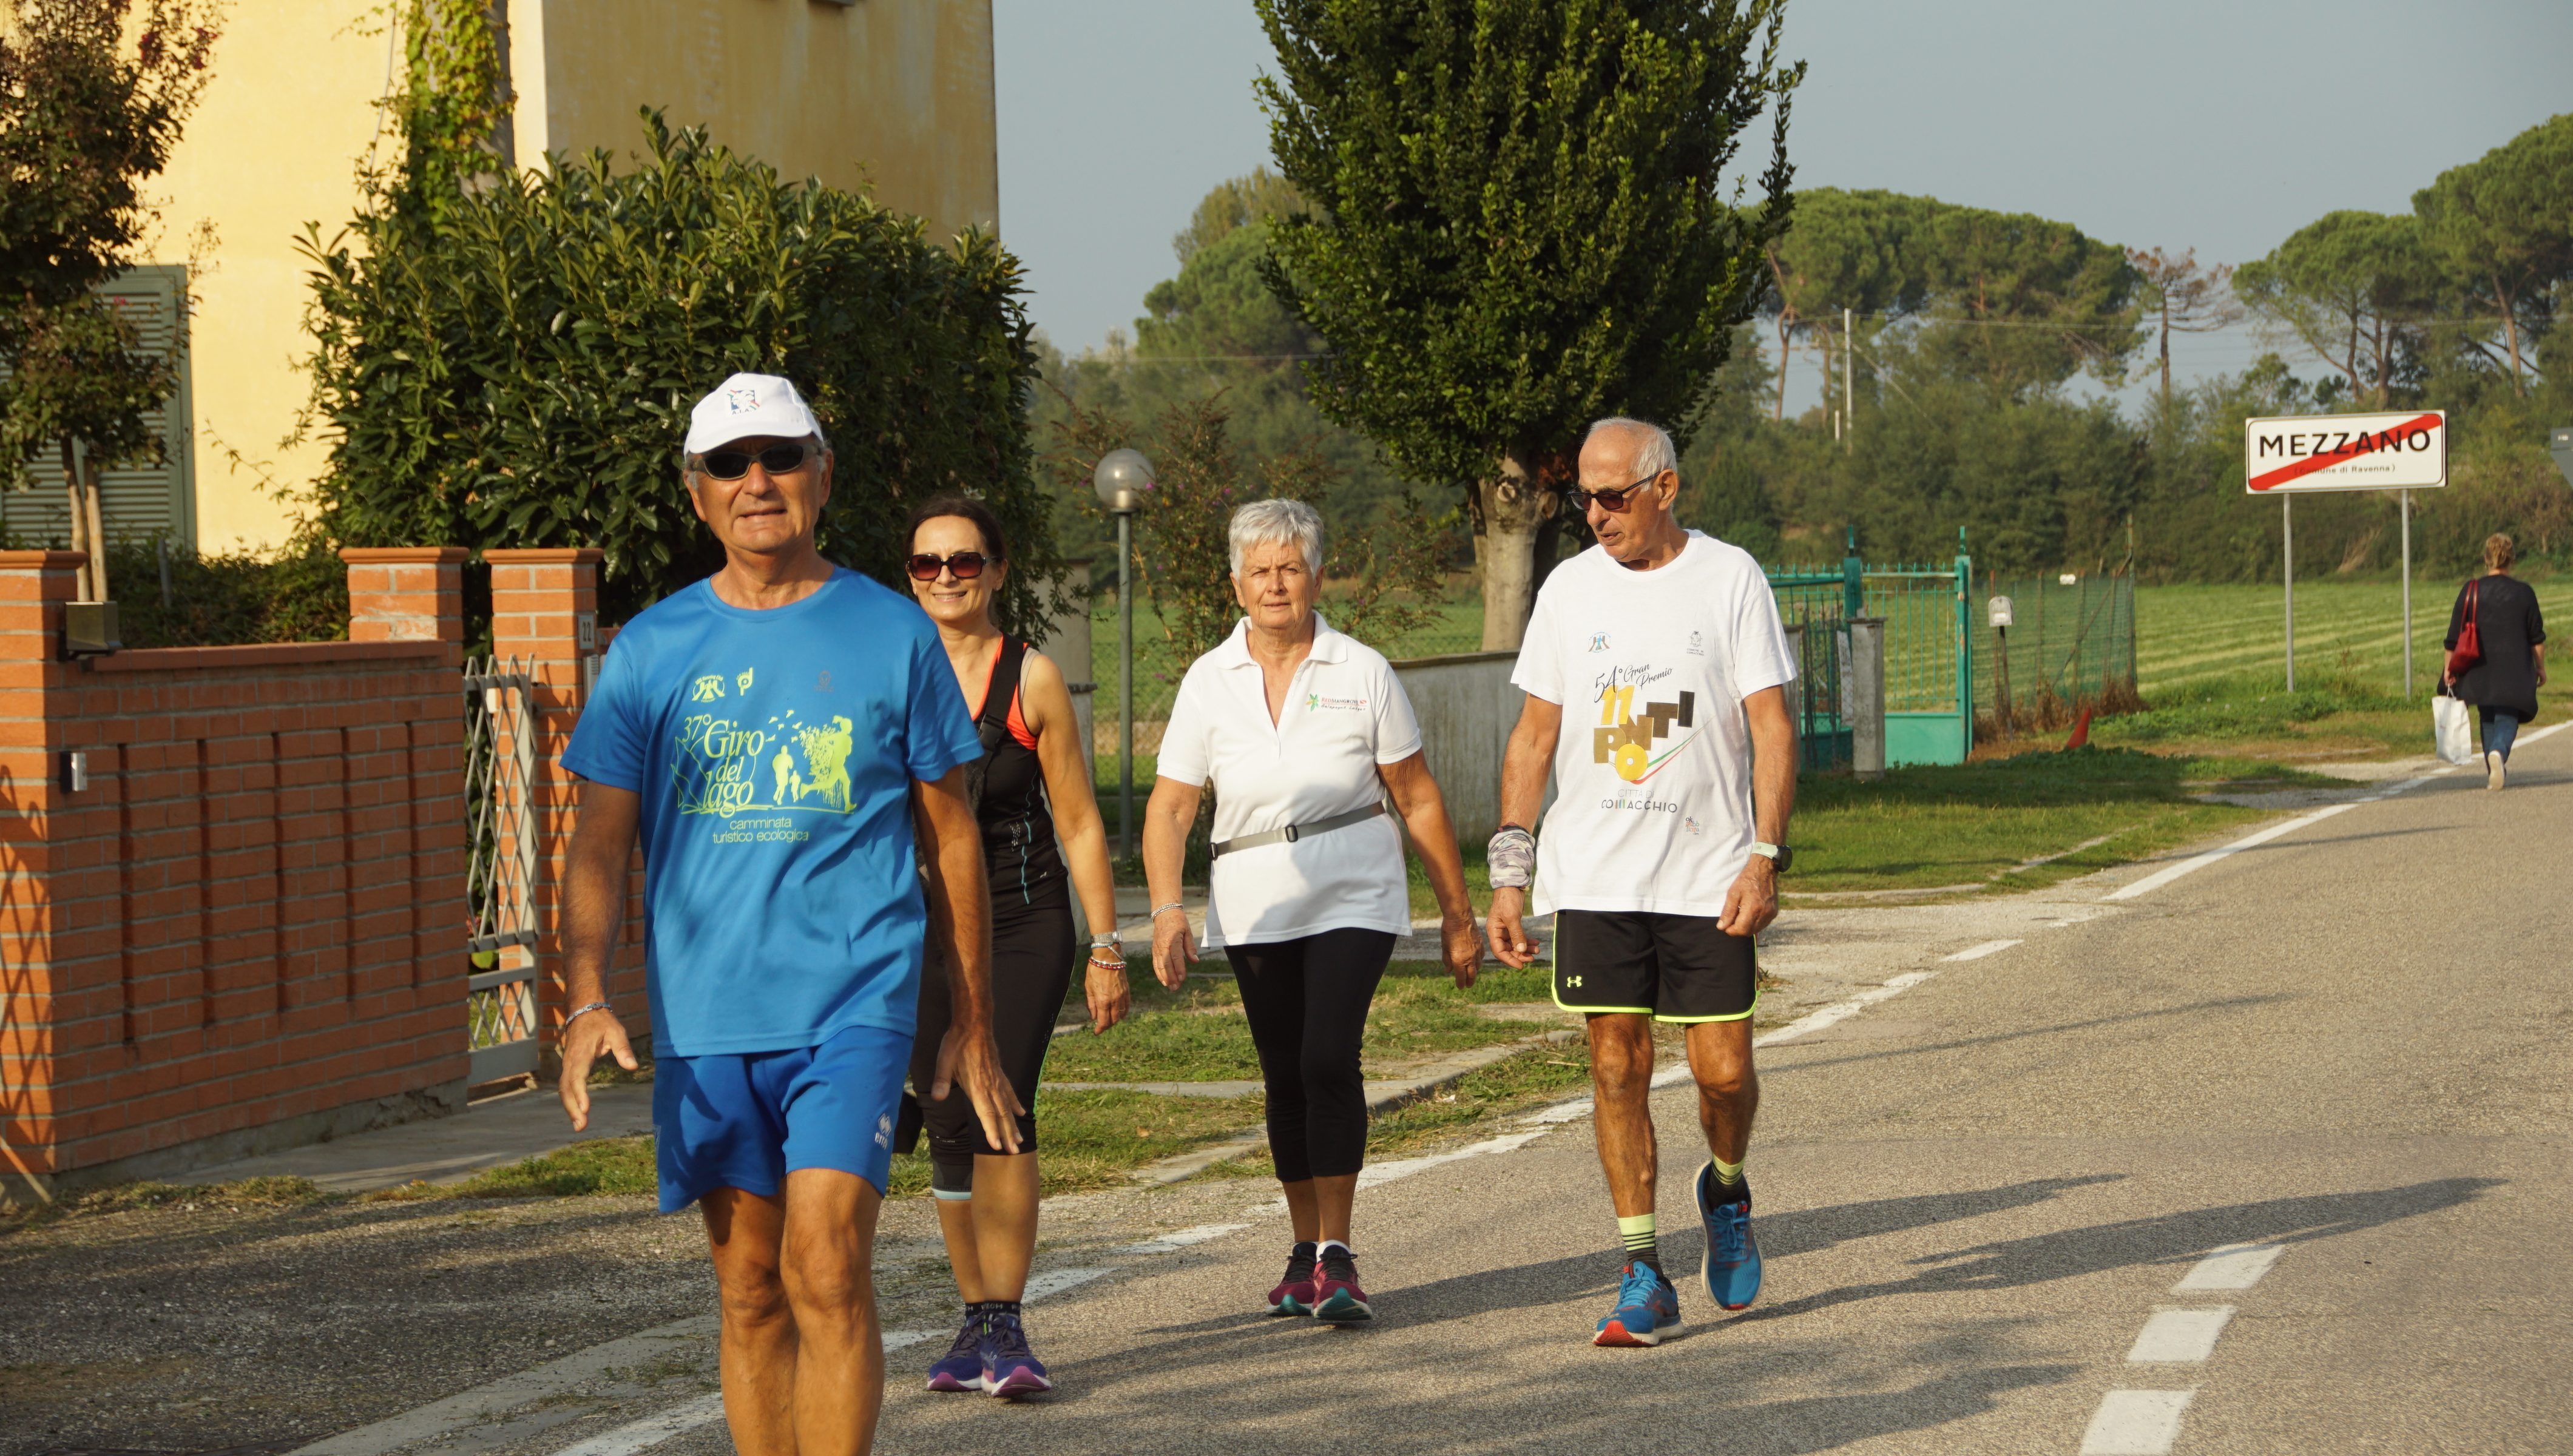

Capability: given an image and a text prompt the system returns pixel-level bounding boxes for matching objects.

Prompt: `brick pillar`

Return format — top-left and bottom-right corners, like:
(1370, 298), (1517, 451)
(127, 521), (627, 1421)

(483, 550), (624, 1058)
(0, 551), (89, 1198)
(340, 548), (469, 643)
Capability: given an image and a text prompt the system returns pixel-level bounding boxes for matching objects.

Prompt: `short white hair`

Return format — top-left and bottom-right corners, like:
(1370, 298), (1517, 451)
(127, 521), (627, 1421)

(1585, 417), (1677, 479)
(1228, 497), (1325, 576)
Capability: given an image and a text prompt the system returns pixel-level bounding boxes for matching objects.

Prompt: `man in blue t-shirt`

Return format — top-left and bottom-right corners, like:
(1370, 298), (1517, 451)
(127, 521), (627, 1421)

(554, 372), (1018, 1456)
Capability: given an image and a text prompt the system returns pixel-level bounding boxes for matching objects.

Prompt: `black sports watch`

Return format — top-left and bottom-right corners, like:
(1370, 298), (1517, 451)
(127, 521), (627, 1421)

(1750, 841), (1793, 874)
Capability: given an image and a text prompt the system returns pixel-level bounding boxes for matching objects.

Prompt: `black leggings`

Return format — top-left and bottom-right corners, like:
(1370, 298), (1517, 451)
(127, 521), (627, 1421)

(907, 872), (1075, 1193)
(1227, 928), (1397, 1185)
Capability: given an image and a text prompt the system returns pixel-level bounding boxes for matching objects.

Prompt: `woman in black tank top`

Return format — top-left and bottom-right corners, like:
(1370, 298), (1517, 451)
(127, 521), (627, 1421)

(899, 496), (1126, 1399)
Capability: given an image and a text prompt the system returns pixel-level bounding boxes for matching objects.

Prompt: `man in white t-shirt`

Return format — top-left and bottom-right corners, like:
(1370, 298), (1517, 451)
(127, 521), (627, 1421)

(1486, 416), (1799, 1349)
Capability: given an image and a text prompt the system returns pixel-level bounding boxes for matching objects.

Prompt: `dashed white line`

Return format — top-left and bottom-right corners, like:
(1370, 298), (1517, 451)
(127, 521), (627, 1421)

(1022, 1266), (1115, 1299)
(2175, 1242), (2285, 1292)
(2126, 1306), (2236, 1363)
(2080, 1390), (2197, 1455)
(550, 1394), (726, 1456)
(1755, 970), (1942, 1046)
(1944, 938), (2023, 962)
(1114, 1224), (1249, 1255)
(2101, 803), (2358, 901)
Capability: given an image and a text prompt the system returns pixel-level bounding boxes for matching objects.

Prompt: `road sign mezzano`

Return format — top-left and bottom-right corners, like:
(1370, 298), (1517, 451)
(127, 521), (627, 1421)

(2243, 411), (2447, 493)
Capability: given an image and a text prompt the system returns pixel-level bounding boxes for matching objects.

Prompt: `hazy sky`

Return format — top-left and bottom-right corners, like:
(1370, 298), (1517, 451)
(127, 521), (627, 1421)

(992, 0), (2572, 404)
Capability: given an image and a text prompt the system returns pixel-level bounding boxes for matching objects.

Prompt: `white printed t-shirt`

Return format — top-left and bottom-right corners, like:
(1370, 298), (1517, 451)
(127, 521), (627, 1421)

(1511, 531), (1796, 917)
(1156, 615), (1422, 948)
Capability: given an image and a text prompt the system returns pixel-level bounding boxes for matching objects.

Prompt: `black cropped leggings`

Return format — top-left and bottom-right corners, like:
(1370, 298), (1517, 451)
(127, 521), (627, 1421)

(1226, 928), (1397, 1185)
(907, 872), (1074, 1194)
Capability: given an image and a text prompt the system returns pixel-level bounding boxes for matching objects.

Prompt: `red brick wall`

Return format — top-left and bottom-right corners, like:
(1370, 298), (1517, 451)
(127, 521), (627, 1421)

(485, 550), (649, 1057)
(0, 549), (470, 1193)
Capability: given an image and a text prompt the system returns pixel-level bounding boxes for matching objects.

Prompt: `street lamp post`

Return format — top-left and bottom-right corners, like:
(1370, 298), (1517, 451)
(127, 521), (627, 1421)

(1092, 448), (1155, 855)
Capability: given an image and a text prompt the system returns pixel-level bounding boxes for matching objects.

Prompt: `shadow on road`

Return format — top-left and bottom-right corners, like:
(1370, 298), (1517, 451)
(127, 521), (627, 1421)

(1765, 995), (2290, 1076)
(1739, 1176), (2501, 1324)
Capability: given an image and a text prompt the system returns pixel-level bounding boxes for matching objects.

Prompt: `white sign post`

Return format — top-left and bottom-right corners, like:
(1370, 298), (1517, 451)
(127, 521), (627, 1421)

(2244, 411), (2448, 694)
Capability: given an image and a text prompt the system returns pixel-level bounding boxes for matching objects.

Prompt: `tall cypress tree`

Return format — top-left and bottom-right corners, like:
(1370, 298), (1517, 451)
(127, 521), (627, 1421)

(1255, 0), (1800, 648)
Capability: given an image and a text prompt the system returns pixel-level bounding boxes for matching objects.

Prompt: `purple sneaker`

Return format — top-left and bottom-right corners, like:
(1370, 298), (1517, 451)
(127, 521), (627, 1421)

(925, 1309), (986, 1392)
(981, 1309), (1052, 1398)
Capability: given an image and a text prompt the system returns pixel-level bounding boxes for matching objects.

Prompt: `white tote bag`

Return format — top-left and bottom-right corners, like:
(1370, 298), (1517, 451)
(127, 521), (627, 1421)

(2433, 693), (2478, 765)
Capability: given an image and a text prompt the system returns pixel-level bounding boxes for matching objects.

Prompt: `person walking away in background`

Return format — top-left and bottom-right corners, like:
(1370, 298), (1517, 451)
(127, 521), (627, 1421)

(899, 495), (1130, 1398)
(2445, 532), (2547, 791)
(1486, 417), (1799, 1349)
(1143, 497), (1481, 1324)
(553, 374), (1021, 1456)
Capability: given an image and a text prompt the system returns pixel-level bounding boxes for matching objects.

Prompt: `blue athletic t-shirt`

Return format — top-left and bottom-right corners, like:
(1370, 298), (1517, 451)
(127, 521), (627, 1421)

(560, 568), (982, 1057)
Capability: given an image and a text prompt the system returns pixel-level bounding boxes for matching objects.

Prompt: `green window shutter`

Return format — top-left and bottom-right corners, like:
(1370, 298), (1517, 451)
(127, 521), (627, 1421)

(3, 264), (197, 550)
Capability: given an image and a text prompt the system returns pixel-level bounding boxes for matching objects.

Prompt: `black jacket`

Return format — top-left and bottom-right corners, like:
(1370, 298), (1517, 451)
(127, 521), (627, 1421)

(2446, 573), (2546, 721)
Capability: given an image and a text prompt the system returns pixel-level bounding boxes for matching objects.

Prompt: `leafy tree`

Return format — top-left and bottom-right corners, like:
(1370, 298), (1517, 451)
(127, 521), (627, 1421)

(1761, 187), (1926, 420)
(1168, 166), (1306, 266)
(2126, 246), (2244, 413)
(1902, 204), (2141, 398)
(2234, 211), (2439, 410)
(300, 114), (1050, 627)
(1043, 392), (1449, 664)
(1254, 0), (1802, 649)
(2412, 113), (2572, 398)
(0, 0), (217, 595)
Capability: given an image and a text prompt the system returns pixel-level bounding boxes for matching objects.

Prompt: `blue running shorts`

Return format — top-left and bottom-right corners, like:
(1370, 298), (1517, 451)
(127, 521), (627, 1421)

(653, 1022), (911, 1213)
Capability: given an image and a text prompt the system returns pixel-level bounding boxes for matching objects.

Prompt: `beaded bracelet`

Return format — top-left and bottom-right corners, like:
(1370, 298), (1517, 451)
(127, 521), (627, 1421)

(1149, 902), (1186, 919)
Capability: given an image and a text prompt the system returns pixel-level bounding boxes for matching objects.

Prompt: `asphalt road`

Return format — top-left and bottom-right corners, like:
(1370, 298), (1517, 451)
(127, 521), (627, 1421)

(842, 735), (2569, 1455)
(13, 736), (2565, 1456)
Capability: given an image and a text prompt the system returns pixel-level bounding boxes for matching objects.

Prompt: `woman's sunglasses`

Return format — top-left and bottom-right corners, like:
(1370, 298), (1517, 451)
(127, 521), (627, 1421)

(907, 551), (996, 582)
(694, 442), (814, 482)
(1561, 473), (1660, 513)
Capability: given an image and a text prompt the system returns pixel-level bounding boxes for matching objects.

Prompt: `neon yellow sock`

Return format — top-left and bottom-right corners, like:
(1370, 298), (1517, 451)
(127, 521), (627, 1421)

(1712, 1155), (1746, 1191)
(1617, 1212), (1660, 1272)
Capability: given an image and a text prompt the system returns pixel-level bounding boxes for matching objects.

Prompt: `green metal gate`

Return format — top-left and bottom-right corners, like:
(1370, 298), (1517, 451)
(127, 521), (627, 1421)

(1767, 534), (1975, 768)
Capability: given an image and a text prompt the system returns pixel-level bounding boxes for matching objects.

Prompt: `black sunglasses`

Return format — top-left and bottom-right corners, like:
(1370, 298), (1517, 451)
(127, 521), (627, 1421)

(907, 551), (997, 582)
(695, 442), (814, 482)
(1563, 473), (1662, 514)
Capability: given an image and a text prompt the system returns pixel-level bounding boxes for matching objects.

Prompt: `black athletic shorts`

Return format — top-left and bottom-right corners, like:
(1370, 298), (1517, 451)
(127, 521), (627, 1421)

(1551, 909), (1759, 1023)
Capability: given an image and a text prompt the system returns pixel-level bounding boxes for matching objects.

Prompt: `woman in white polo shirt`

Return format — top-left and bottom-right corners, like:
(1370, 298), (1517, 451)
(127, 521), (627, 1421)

(1144, 497), (1481, 1324)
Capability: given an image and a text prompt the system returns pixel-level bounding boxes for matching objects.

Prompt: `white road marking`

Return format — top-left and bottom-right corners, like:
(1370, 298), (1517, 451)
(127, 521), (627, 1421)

(1022, 1266), (1115, 1299)
(288, 1315), (720, 1456)
(1355, 1130), (1549, 1188)
(2101, 803), (2358, 901)
(2518, 722), (2568, 747)
(550, 1395), (726, 1456)
(2175, 1242), (2285, 1291)
(1756, 971), (1941, 1046)
(1944, 939), (2023, 961)
(2080, 1390), (2196, 1455)
(2126, 1306), (2236, 1363)
(1114, 1223), (1249, 1255)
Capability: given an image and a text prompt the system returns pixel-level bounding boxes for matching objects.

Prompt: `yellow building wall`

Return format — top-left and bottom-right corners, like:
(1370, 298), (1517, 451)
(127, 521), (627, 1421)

(150, 0), (998, 553)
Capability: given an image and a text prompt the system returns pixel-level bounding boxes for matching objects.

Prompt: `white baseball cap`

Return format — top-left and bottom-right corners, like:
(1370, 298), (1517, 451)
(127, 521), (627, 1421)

(685, 372), (827, 454)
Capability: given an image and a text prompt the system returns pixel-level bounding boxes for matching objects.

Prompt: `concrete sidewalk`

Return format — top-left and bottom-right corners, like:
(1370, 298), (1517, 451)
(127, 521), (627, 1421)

(167, 1083), (655, 1195)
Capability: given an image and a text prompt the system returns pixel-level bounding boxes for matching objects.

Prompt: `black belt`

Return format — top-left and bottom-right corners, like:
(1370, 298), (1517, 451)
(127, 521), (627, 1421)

(1209, 801), (1387, 858)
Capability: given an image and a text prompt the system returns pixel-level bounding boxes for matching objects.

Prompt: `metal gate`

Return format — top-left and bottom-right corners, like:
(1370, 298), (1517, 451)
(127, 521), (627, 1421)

(1768, 535), (1975, 768)
(463, 656), (541, 1086)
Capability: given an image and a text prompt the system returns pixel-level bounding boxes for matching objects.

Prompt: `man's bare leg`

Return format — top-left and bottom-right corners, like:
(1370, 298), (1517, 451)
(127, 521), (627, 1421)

(1684, 1019), (1758, 1166)
(703, 1188), (796, 1456)
(1586, 1013), (1660, 1218)
(781, 1168), (884, 1456)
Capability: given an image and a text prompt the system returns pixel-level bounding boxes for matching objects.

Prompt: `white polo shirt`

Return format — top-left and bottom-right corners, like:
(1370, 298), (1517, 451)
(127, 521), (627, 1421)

(1511, 531), (1796, 918)
(1157, 615), (1422, 948)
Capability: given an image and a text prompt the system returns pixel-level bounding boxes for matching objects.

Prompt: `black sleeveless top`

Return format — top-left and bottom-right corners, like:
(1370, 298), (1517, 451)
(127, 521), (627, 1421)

(970, 638), (1067, 905)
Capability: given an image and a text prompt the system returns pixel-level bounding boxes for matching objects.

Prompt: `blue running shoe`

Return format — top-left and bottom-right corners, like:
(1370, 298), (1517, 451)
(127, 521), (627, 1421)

(925, 1309), (986, 1392)
(1696, 1162), (1762, 1311)
(1592, 1260), (1683, 1347)
(980, 1309), (1052, 1398)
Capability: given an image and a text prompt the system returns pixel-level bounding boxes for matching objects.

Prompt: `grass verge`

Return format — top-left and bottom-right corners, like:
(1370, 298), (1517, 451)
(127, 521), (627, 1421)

(1788, 746), (2347, 895)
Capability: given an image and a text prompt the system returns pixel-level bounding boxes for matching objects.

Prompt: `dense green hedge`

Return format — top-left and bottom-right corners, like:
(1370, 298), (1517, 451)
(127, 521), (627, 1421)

(101, 536), (351, 648)
(297, 112), (1050, 627)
